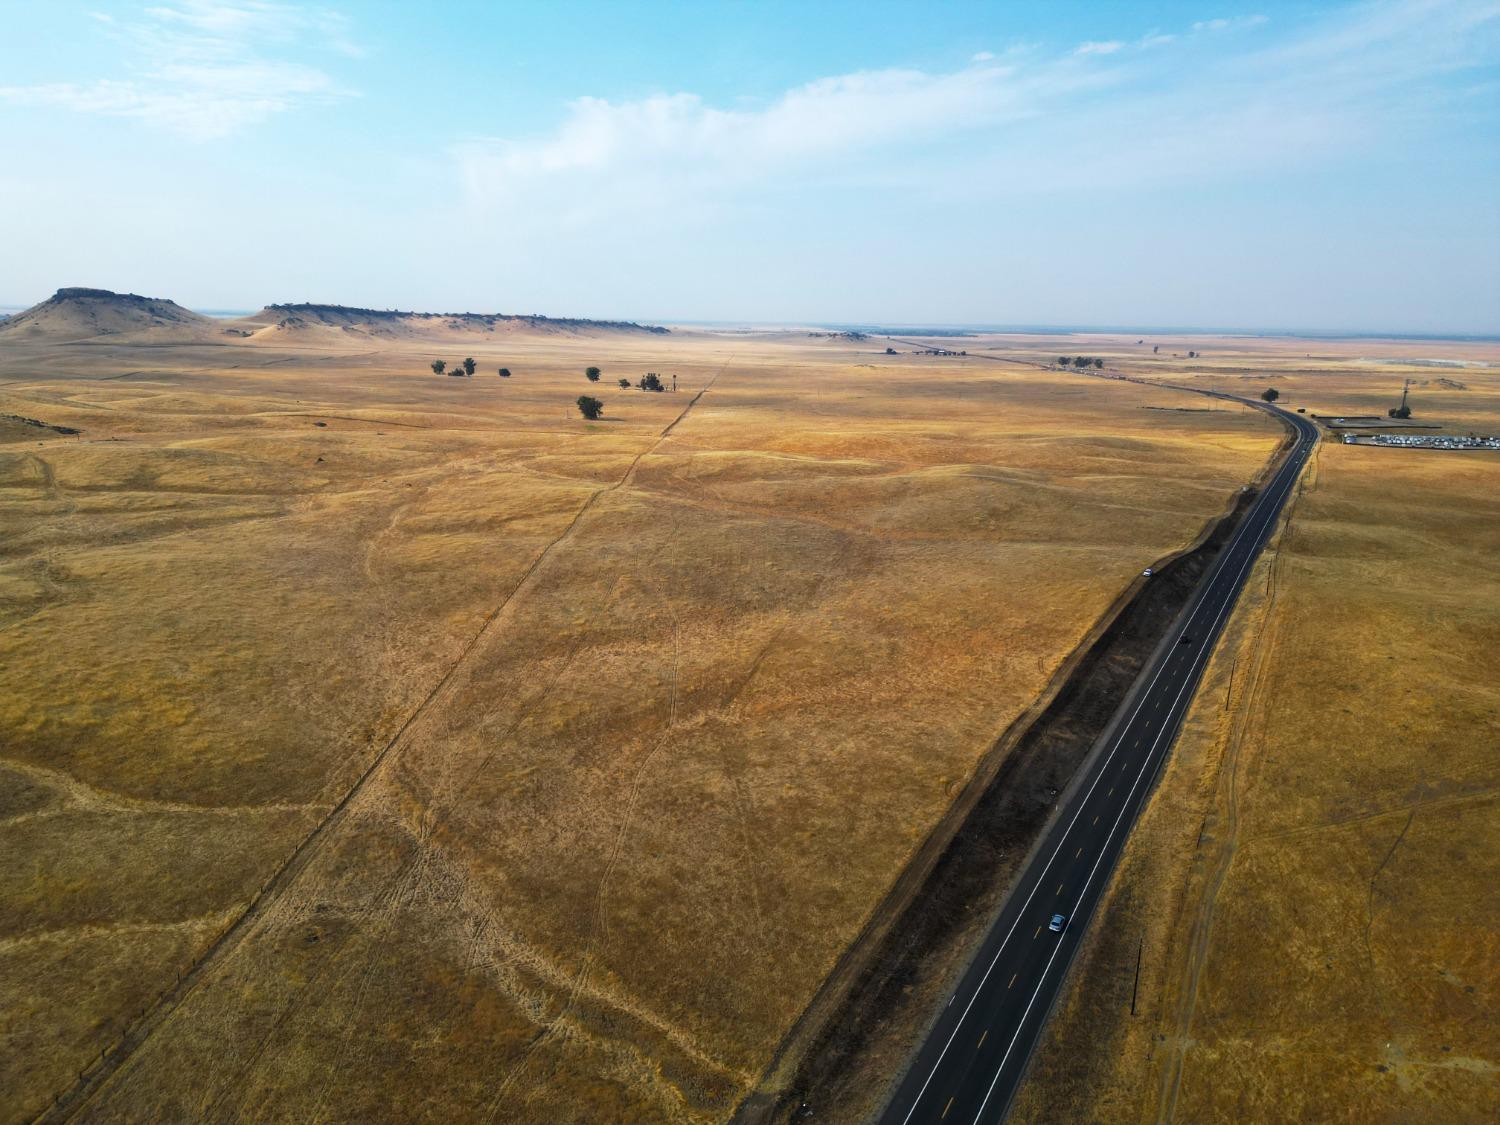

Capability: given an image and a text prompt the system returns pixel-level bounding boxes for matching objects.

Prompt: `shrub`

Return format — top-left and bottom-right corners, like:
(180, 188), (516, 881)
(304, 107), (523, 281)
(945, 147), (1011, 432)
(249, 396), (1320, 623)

(618, 378), (630, 388)
(498, 367), (511, 377)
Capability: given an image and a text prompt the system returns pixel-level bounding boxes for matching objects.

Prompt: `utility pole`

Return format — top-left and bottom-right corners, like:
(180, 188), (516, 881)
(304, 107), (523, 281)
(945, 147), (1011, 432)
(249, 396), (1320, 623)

(1131, 937), (1143, 1016)
(1400, 379), (1413, 413)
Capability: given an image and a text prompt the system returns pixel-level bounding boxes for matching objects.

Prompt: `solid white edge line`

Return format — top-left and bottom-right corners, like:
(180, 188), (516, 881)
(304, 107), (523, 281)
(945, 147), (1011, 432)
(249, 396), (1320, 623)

(897, 412), (1310, 1124)
(900, 426), (1302, 1125)
(967, 428), (1308, 1124)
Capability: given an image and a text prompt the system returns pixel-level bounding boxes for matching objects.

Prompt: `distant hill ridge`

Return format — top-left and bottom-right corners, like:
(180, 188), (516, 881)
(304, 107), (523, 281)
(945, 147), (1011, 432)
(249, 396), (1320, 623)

(0, 287), (210, 339)
(261, 302), (669, 334)
(0, 288), (670, 341)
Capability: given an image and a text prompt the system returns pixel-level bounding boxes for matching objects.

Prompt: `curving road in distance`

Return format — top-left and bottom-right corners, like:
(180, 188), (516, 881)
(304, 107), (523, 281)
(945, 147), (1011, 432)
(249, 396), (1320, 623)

(879, 393), (1318, 1125)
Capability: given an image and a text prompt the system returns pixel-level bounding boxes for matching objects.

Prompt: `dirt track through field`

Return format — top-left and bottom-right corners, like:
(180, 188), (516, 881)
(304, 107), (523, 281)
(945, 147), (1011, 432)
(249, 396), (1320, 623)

(37, 361), (731, 1124)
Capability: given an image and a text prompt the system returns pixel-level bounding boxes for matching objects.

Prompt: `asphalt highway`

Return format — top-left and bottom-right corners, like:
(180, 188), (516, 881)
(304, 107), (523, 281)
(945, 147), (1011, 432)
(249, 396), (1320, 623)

(879, 396), (1318, 1125)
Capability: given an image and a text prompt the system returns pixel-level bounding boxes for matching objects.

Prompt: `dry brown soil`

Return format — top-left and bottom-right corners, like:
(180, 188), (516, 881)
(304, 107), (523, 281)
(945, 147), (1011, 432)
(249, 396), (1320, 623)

(2, 324), (1284, 1122)
(1015, 344), (1500, 1124)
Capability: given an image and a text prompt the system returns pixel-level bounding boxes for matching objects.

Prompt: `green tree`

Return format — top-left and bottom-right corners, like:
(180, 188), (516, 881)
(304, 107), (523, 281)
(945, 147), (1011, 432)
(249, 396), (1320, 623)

(576, 395), (604, 420)
(498, 367), (511, 377)
(617, 378), (630, 388)
(1058, 356), (1070, 367)
(585, 366), (601, 382)
(639, 372), (665, 392)
(462, 357), (477, 376)
(1073, 356), (1091, 368)
(430, 359), (446, 375)
(1261, 388), (1280, 402)
(1094, 357), (1104, 369)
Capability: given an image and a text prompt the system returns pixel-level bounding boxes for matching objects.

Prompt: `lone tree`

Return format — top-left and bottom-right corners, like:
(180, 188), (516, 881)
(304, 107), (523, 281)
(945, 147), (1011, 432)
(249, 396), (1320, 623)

(1261, 388), (1280, 402)
(1058, 356), (1071, 367)
(498, 367), (511, 377)
(462, 357), (477, 376)
(431, 359), (446, 375)
(617, 378), (630, 388)
(585, 366), (601, 382)
(1094, 357), (1104, 369)
(576, 395), (604, 420)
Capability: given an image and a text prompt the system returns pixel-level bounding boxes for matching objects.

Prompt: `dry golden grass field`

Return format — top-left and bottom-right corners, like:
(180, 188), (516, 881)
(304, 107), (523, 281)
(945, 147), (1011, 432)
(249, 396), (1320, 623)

(1016, 343), (1500, 1123)
(0, 309), (1287, 1123)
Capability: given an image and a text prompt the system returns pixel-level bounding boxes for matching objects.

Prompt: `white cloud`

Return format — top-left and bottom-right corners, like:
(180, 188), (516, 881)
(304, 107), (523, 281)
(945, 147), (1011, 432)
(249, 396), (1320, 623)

(971, 50), (996, 62)
(1193, 14), (1269, 32)
(457, 57), (1117, 198)
(451, 0), (1500, 238)
(0, 1), (358, 138)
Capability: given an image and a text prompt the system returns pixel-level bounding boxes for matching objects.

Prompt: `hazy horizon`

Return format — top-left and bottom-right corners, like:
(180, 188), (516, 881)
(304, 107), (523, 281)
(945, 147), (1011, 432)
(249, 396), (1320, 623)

(3, 0), (1498, 334)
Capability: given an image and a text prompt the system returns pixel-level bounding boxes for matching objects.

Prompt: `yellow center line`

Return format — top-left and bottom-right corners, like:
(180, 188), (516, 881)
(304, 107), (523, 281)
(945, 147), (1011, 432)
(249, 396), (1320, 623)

(1034, 925), (1041, 939)
(1008, 973), (1018, 989)
(978, 1030), (989, 1048)
(942, 1095), (955, 1119)
(1057, 883), (1064, 895)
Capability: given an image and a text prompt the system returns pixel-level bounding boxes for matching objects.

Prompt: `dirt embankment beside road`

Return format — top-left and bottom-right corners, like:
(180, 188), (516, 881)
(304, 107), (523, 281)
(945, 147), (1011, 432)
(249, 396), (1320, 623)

(741, 420), (1294, 1125)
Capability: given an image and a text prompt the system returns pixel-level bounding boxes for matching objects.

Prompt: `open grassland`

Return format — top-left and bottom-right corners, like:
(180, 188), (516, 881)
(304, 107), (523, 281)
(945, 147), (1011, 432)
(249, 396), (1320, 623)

(0, 326), (1282, 1122)
(1015, 346), (1500, 1123)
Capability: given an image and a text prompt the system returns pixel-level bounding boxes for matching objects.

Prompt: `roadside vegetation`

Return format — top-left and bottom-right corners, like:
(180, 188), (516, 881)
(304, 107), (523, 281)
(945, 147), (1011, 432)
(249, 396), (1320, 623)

(1017, 352), (1500, 1125)
(0, 326), (1289, 1123)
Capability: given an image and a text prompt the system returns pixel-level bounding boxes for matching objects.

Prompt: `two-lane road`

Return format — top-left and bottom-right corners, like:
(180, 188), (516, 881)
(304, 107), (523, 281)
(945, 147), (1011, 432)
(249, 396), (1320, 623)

(880, 396), (1318, 1125)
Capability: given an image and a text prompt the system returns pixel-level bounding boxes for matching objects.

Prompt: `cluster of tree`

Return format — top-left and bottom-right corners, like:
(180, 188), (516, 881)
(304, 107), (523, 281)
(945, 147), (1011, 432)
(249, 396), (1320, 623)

(917, 347), (966, 356)
(1059, 356), (1106, 369)
(1388, 405), (1412, 418)
(577, 395), (604, 420)
(631, 372), (666, 392)
(430, 357), (478, 377)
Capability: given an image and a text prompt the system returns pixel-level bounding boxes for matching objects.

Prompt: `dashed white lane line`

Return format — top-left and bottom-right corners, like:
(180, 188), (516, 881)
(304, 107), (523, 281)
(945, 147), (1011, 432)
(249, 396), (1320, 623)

(893, 421), (1314, 1125)
(965, 439), (1308, 1124)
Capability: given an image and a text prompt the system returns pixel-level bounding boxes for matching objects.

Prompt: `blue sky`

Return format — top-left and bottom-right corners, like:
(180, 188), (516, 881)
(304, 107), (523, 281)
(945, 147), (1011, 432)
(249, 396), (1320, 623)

(1, 0), (1497, 332)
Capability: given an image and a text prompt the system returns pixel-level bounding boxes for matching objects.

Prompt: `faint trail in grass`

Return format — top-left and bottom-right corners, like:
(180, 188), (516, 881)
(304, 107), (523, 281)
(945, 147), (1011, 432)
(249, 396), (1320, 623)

(39, 363), (732, 1123)
(1363, 807), (1417, 1035)
(1152, 438), (1318, 1123)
